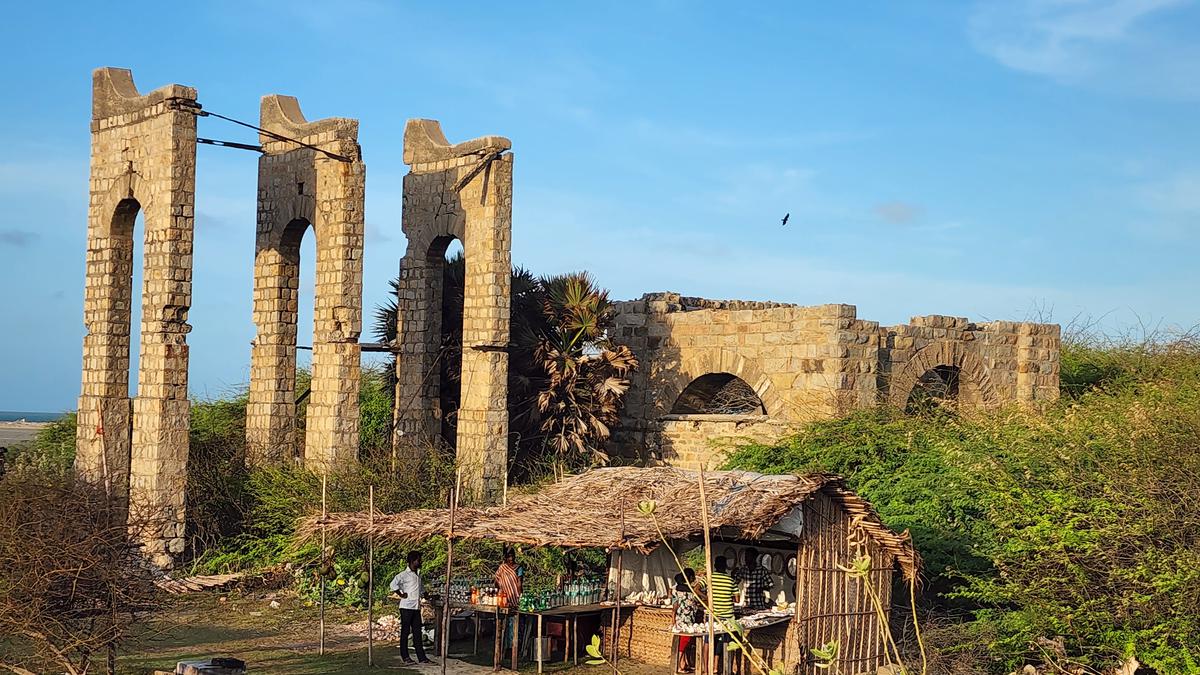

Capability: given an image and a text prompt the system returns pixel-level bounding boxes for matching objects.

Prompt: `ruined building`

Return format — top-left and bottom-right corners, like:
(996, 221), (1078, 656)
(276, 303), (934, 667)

(245, 95), (365, 468)
(74, 67), (1060, 566)
(611, 293), (1061, 468)
(77, 68), (198, 567)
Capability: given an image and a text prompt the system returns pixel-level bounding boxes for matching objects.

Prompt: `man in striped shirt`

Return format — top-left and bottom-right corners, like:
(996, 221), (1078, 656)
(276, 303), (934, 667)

(706, 557), (740, 674)
(708, 556), (738, 620)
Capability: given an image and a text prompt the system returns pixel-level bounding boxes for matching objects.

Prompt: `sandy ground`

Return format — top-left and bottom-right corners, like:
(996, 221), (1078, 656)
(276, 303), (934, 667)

(0, 421), (47, 445)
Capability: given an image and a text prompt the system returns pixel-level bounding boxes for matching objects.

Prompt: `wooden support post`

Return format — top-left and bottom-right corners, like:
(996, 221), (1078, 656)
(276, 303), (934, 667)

(536, 613), (544, 674)
(494, 607), (502, 671)
(611, 504), (625, 673)
(512, 610), (520, 671)
(442, 470), (461, 674)
(319, 473), (327, 656)
(367, 484), (375, 666)
(699, 465), (716, 675)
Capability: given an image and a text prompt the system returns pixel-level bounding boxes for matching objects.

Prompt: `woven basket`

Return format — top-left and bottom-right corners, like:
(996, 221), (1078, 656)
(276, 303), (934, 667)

(601, 606), (676, 667)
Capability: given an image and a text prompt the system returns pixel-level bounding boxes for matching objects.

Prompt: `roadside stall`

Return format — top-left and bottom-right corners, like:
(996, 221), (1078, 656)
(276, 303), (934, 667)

(304, 467), (919, 675)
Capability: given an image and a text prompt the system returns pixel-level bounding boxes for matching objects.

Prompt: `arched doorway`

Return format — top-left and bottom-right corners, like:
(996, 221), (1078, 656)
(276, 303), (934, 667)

(906, 364), (961, 412)
(887, 341), (999, 411)
(671, 373), (767, 416)
(425, 235), (466, 449)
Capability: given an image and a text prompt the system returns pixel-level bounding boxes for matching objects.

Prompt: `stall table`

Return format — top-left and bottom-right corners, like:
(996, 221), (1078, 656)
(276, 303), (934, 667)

(520, 603), (610, 673)
(433, 601), (612, 673)
(671, 614), (793, 675)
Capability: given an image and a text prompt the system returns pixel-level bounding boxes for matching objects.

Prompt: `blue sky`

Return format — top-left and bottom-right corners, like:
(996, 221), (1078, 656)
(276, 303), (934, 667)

(1, 0), (1198, 411)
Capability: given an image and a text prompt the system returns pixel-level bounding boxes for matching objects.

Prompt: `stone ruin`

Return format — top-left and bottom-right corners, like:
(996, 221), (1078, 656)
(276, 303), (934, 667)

(77, 68), (198, 567)
(245, 95), (366, 469)
(73, 67), (1059, 566)
(611, 294), (1060, 468)
(392, 120), (514, 504)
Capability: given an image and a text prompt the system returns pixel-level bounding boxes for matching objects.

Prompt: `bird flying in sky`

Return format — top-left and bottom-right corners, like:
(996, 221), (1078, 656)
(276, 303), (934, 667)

(781, 213), (790, 226)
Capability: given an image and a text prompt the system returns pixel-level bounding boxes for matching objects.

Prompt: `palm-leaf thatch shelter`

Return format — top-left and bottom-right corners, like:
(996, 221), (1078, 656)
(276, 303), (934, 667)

(302, 467), (919, 674)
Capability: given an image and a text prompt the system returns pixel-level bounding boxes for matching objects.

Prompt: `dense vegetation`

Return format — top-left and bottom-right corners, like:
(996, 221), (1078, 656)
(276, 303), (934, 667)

(727, 335), (1200, 673)
(8, 304), (1197, 672)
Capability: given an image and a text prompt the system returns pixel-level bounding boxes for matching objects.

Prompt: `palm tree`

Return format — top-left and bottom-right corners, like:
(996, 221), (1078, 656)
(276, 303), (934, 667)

(372, 262), (635, 476)
(531, 273), (638, 469)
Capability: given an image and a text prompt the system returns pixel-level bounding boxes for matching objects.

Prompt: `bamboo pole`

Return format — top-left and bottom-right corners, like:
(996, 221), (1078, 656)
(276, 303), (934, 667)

(367, 484), (375, 666)
(320, 472), (327, 656)
(698, 465), (715, 675)
(442, 469), (462, 674)
(611, 504), (625, 673)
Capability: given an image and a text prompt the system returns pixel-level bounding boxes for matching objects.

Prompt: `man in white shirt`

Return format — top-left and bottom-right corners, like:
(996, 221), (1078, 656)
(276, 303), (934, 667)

(389, 550), (431, 664)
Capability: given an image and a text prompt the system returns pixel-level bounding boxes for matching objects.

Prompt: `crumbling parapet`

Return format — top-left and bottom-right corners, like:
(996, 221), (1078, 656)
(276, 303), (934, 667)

(246, 95), (365, 470)
(77, 67), (197, 567)
(394, 119), (512, 504)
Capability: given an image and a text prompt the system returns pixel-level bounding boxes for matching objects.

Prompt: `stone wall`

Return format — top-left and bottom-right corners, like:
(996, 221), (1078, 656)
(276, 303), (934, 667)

(612, 292), (1060, 467)
(245, 95), (365, 469)
(393, 120), (512, 504)
(653, 415), (790, 469)
(76, 68), (197, 567)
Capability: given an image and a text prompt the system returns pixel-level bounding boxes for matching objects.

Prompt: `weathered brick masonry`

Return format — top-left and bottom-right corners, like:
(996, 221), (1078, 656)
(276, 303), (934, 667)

(612, 293), (1060, 468)
(245, 95), (365, 469)
(76, 68), (197, 567)
(393, 120), (513, 504)
(74, 66), (1061, 552)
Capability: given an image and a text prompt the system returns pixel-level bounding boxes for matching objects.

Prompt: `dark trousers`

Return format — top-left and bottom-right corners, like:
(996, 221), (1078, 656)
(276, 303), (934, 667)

(399, 608), (427, 661)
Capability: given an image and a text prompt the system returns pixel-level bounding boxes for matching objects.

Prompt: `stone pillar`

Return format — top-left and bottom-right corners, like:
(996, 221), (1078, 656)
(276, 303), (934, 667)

(246, 95), (365, 470)
(395, 119), (512, 503)
(77, 67), (197, 567)
(1017, 322), (1062, 406)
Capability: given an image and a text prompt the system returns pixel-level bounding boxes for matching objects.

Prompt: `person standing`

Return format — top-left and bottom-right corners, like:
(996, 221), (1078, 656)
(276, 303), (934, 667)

(494, 548), (523, 607)
(672, 572), (702, 673)
(707, 556), (740, 674)
(734, 548), (774, 611)
(389, 550), (432, 664)
(708, 556), (738, 621)
(494, 548), (524, 663)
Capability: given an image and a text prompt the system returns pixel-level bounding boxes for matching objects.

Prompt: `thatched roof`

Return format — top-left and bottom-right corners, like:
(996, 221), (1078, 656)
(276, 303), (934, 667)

(300, 467), (919, 579)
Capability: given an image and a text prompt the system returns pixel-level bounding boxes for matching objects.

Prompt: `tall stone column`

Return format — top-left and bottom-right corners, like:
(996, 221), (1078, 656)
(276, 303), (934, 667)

(246, 95), (365, 470)
(77, 67), (197, 567)
(395, 119), (512, 503)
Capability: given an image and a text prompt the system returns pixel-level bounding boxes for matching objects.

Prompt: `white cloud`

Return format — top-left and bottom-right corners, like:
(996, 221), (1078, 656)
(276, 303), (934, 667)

(1139, 170), (1200, 215)
(968, 0), (1200, 97)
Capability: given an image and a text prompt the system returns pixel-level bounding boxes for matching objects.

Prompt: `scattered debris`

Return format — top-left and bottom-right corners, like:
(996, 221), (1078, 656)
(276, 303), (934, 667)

(155, 573), (244, 595)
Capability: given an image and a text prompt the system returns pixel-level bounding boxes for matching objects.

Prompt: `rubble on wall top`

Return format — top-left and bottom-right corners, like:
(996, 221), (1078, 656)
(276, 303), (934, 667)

(635, 292), (797, 312)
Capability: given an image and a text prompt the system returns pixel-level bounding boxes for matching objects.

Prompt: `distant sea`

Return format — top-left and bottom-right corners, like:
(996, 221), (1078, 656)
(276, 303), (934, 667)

(0, 411), (66, 423)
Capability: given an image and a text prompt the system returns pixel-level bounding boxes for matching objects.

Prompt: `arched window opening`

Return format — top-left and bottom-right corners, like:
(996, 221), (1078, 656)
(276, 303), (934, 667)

(110, 199), (144, 397)
(671, 373), (766, 415)
(279, 218), (313, 460)
(293, 223), (316, 373)
(906, 364), (961, 413)
(429, 235), (465, 448)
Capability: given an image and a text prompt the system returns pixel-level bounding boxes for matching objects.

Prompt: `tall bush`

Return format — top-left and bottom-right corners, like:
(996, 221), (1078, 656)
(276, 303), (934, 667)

(727, 337), (1200, 672)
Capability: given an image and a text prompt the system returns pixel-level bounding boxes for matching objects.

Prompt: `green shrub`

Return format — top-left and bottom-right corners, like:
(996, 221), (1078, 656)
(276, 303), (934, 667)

(727, 337), (1200, 672)
(725, 407), (993, 595)
(11, 412), (77, 475)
